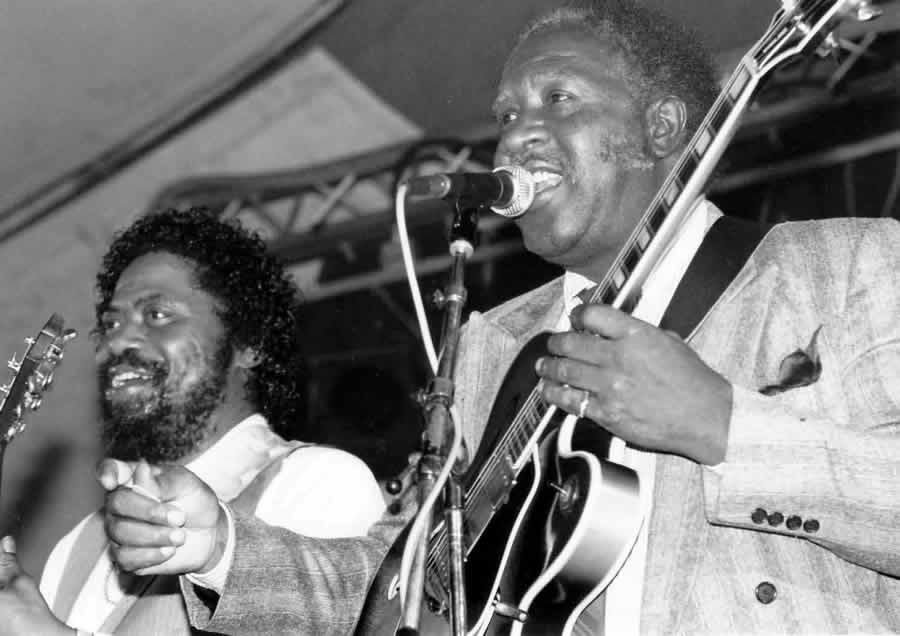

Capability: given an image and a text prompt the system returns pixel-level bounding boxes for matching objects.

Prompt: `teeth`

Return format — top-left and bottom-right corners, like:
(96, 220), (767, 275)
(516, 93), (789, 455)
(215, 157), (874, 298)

(530, 170), (563, 188)
(110, 370), (152, 388)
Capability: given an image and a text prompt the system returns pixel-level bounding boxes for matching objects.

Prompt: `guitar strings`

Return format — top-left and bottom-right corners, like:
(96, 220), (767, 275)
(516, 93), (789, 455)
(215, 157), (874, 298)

(426, 386), (549, 589)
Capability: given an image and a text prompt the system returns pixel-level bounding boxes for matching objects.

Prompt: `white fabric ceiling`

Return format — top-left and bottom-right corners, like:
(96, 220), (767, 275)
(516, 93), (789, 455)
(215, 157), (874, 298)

(0, 0), (343, 216)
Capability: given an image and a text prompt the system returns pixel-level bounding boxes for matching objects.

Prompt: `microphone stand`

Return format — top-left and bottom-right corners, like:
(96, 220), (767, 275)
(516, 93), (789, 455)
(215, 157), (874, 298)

(397, 199), (480, 636)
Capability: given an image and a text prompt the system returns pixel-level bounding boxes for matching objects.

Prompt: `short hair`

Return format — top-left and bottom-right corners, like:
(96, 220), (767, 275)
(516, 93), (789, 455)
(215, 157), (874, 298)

(516, 0), (719, 138)
(95, 208), (306, 439)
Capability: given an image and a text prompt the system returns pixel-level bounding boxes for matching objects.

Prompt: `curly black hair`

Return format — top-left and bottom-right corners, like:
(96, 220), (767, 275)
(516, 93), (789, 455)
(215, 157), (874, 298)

(516, 0), (720, 139)
(95, 207), (306, 440)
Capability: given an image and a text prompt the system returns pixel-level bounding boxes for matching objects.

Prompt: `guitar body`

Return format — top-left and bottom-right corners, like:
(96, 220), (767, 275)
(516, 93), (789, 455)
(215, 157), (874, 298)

(464, 333), (641, 636)
(367, 333), (639, 635)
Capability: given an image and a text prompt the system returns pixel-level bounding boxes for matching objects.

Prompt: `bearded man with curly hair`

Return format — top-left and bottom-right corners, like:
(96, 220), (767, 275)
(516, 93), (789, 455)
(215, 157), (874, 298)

(0, 208), (385, 636)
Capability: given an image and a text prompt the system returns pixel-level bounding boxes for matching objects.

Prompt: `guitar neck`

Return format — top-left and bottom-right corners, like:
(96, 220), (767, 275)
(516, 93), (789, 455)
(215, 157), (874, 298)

(587, 59), (762, 311)
(589, 0), (859, 309)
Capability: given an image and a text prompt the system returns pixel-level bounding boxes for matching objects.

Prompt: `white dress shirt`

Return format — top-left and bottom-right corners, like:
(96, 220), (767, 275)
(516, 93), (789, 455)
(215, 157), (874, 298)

(558, 199), (721, 635)
(39, 414), (385, 634)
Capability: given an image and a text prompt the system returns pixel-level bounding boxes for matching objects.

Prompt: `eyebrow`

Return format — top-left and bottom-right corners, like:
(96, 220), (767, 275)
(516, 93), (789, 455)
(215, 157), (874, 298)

(106, 292), (170, 312)
(492, 68), (587, 113)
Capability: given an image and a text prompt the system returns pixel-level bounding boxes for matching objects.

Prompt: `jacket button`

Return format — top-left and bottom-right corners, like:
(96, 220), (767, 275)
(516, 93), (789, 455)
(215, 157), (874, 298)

(755, 581), (777, 604)
(786, 515), (802, 530)
(803, 519), (820, 533)
(767, 512), (784, 527)
(751, 508), (767, 524)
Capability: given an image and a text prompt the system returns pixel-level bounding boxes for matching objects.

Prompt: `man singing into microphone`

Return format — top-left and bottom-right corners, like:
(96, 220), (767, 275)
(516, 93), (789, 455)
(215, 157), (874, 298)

(77, 1), (900, 634)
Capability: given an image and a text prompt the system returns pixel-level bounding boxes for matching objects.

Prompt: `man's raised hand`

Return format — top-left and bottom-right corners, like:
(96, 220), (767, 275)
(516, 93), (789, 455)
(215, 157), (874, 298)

(98, 459), (227, 576)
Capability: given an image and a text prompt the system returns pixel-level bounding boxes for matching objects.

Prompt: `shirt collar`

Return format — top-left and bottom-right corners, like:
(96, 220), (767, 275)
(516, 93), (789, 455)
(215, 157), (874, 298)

(185, 413), (294, 502)
(563, 198), (721, 317)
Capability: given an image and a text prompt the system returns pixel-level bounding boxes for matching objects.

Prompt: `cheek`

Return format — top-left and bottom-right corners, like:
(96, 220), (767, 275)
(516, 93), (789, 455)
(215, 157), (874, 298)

(162, 339), (210, 384)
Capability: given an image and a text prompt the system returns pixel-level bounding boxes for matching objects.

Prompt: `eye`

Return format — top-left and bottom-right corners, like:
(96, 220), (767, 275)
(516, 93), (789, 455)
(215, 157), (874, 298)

(97, 314), (121, 335)
(144, 306), (173, 326)
(496, 109), (519, 128)
(548, 90), (573, 105)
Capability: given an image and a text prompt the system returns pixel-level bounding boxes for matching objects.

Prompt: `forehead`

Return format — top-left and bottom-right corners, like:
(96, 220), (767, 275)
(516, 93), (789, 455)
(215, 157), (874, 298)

(111, 251), (208, 306)
(496, 26), (628, 97)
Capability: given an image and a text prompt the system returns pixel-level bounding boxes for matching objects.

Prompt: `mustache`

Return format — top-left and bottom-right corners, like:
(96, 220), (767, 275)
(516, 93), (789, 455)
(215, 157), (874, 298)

(504, 150), (569, 170)
(504, 134), (653, 172)
(98, 349), (167, 383)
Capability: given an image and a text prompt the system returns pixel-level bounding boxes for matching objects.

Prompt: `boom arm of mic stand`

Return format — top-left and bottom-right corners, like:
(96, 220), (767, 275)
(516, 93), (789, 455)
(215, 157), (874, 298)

(398, 201), (480, 636)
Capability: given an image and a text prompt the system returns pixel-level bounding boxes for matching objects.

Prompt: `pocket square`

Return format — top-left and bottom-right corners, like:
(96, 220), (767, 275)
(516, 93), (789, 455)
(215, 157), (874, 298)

(759, 326), (823, 396)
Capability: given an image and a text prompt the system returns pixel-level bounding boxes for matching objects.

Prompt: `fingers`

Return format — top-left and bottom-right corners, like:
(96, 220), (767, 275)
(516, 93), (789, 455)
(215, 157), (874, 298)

(105, 516), (186, 549)
(536, 354), (610, 392)
(130, 459), (163, 500)
(105, 486), (186, 528)
(151, 464), (204, 502)
(539, 377), (612, 422)
(0, 539), (22, 586)
(96, 458), (137, 491)
(109, 545), (177, 575)
(545, 330), (611, 366)
(570, 303), (646, 339)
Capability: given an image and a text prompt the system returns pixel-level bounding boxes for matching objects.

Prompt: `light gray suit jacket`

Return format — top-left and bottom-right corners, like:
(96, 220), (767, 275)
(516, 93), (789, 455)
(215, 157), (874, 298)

(185, 217), (900, 635)
(452, 217), (900, 634)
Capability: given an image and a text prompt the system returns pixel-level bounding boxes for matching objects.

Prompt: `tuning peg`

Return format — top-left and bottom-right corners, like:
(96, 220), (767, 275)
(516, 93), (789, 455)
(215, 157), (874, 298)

(7, 355), (20, 372)
(63, 328), (78, 342)
(854, 1), (881, 21)
(815, 32), (841, 57)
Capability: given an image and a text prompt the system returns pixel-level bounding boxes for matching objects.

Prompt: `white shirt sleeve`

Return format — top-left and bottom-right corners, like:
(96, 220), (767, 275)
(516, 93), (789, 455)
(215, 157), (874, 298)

(184, 503), (235, 595)
(255, 445), (386, 537)
(183, 446), (385, 596)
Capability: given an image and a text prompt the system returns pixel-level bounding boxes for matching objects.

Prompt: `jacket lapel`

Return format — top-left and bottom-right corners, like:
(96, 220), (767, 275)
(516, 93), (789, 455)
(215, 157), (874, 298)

(661, 216), (771, 341)
(456, 278), (565, 454)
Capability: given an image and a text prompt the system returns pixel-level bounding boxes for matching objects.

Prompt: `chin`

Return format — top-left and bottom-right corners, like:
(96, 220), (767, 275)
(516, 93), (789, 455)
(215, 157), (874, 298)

(521, 221), (584, 262)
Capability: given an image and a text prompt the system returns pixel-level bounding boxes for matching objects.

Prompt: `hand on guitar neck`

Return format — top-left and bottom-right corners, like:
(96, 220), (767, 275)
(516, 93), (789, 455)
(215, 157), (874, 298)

(535, 303), (732, 466)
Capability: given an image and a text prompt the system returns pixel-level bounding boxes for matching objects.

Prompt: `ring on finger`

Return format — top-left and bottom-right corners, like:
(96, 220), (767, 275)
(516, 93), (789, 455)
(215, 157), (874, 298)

(577, 390), (591, 419)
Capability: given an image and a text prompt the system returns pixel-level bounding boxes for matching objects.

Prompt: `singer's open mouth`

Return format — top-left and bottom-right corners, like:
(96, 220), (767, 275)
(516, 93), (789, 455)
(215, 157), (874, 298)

(530, 170), (563, 194)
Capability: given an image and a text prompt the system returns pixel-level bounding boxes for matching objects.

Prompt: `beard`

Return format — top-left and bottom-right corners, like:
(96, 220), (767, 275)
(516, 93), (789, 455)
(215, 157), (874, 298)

(99, 342), (232, 463)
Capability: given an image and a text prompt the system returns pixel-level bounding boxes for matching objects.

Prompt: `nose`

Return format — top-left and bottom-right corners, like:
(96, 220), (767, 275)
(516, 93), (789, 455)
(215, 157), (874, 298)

(95, 320), (145, 361)
(495, 110), (549, 163)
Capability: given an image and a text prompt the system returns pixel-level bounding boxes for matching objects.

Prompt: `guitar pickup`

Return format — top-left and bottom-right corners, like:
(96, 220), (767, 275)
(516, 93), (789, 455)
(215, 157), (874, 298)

(464, 453), (518, 542)
(485, 453), (517, 510)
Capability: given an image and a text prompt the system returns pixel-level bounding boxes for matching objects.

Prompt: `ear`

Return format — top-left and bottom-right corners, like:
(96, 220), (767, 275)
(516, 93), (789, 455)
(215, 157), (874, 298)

(233, 347), (262, 370)
(645, 96), (688, 158)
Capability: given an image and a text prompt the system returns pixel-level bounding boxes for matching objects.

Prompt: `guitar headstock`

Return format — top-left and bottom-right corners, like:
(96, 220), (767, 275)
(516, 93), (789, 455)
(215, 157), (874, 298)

(0, 314), (77, 446)
(754, 0), (883, 75)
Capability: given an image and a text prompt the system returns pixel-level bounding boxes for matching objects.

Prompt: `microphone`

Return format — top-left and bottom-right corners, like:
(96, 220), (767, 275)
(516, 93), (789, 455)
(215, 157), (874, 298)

(404, 165), (535, 218)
